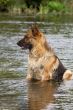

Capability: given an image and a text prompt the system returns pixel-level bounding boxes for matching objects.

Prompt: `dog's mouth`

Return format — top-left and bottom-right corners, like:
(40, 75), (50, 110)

(21, 46), (25, 50)
(21, 45), (29, 50)
(17, 42), (33, 50)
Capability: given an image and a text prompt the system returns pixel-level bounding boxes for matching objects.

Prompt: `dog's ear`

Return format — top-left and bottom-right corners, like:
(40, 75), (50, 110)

(31, 25), (40, 36)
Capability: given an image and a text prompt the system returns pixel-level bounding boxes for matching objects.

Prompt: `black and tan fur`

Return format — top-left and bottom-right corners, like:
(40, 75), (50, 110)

(17, 25), (73, 81)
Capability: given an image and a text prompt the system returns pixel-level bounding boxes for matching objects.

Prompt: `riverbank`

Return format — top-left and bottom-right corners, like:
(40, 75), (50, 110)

(0, 0), (73, 15)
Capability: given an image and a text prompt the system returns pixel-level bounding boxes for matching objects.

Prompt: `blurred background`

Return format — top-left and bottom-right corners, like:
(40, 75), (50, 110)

(0, 0), (73, 15)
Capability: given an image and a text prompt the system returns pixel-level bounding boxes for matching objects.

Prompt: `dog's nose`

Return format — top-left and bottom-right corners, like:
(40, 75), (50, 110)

(17, 40), (24, 47)
(17, 41), (20, 46)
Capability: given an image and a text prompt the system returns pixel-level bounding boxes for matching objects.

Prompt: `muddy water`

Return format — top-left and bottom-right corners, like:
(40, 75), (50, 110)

(0, 14), (73, 110)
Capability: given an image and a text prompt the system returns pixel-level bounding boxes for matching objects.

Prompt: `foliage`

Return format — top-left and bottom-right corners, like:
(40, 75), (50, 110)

(48, 1), (65, 12)
(0, 0), (11, 11)
(39, 5), (49, 14)
(39, 0), (66, 14)
(0, 0), (27, 12)
(25, 0), (42, 10)
(0, 0), (72, 14)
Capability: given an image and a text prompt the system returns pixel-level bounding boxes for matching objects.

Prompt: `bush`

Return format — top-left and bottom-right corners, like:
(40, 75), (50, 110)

(48, 1), (65, 12)
(0, 0), (28, 13)
(0, 0), (14, 12)
(25, 0), (42, 10)
(39, 1), (66, 14)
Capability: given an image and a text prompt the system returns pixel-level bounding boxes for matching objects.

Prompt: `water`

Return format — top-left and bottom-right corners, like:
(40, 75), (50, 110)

(0, 13), (73, 110)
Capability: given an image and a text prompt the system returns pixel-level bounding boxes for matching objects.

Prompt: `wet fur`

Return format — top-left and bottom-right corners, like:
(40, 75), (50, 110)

(17, 25), (73, 81)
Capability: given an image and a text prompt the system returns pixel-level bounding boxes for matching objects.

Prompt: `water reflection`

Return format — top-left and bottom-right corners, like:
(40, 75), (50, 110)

(0, 79), (60, 110)
(0, 79), (73, 110)
(27, 81), (59, 110)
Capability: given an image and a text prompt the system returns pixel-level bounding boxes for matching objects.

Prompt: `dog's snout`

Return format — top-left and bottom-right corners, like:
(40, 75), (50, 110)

(17, 41), (20, 46)
(17, 40), (23, 47)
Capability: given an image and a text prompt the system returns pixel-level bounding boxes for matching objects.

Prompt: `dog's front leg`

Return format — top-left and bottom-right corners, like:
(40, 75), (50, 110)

(26, 74), (32, 80)
(26, 68), (33, 80)
(41, 70), (50, 81)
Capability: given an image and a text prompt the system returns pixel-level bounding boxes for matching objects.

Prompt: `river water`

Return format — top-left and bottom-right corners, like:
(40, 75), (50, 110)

(0, 13), (73, 110)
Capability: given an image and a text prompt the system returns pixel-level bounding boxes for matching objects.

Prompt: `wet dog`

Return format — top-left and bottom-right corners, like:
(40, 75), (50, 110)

(17, 25), (73, 81)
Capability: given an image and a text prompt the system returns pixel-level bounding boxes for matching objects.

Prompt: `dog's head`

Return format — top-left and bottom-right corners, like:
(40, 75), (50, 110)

(17, 25), (45, 50)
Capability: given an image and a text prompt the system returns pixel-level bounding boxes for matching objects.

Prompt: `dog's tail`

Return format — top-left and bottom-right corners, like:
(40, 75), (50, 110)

(63, 70), (73, 80)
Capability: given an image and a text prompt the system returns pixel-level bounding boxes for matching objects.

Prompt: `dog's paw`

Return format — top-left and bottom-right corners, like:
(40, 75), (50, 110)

(41, 75), (50, 81)
(26, 74), (32, 80)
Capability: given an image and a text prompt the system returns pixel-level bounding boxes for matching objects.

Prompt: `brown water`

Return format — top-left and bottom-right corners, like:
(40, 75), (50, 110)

(0, 13), (73, 110)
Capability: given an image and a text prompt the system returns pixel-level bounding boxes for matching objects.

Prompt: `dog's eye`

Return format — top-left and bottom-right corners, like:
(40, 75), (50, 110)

(25, 35), (28, 38)
(24, 35), (28, 39)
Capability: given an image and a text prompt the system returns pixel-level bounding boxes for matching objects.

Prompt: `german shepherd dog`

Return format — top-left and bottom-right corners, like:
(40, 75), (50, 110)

(17, 25), (73, 81)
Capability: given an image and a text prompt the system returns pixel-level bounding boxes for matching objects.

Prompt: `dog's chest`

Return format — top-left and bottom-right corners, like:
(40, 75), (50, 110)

(28, 56), (44, 72)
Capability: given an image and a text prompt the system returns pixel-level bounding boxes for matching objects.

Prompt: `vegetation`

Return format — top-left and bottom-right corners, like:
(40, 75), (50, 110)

(48, 1), (65, 12)
(0, 0), (11, 12)
(0, 0), (73, 14)
(39, 1), (66, 14)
